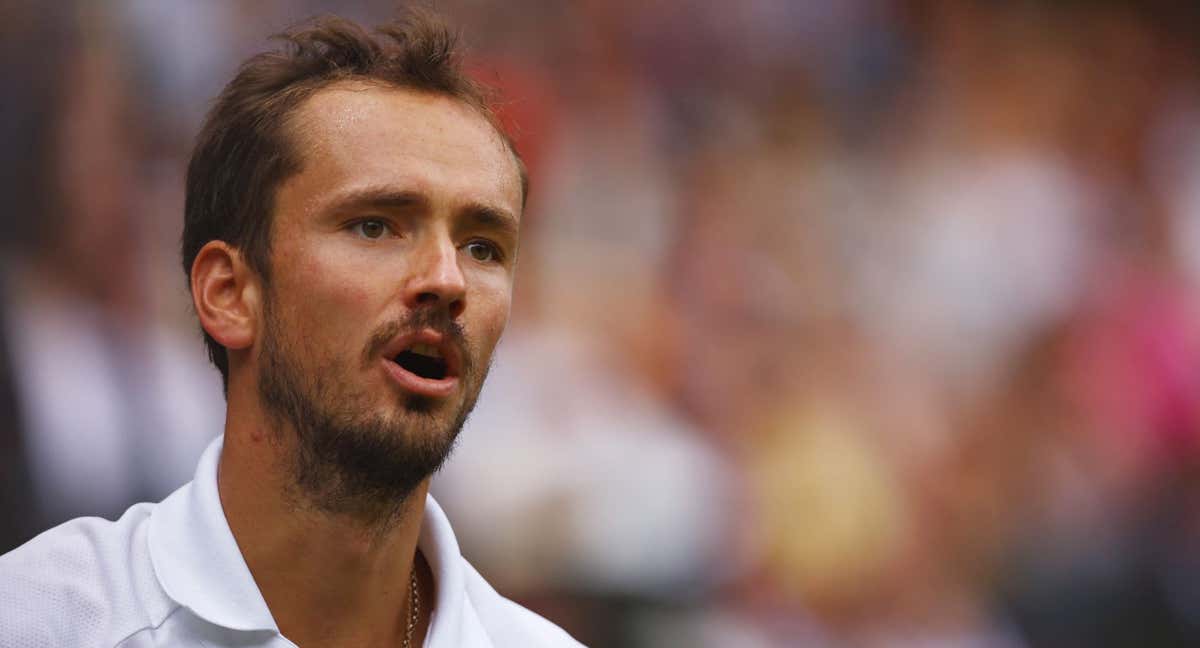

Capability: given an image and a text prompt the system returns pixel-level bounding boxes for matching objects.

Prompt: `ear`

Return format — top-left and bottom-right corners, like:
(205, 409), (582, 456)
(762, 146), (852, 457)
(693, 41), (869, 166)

(190, 241), (260, 353)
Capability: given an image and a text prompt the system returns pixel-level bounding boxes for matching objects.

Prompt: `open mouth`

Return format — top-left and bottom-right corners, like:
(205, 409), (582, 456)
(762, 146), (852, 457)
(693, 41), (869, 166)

(381, 332), (461, 398)
(393, 343), (448, 380)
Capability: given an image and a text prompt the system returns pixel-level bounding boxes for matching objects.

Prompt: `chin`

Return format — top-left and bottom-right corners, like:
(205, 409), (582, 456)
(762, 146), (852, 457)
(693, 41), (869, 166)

(403, 394), (440, 414)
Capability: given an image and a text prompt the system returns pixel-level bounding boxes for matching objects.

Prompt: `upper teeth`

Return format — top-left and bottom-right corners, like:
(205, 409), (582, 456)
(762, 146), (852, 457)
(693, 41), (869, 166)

(410, 343), (441, 358)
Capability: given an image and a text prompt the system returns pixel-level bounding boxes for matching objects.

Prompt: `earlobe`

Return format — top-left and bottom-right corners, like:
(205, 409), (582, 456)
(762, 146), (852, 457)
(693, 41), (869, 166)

(191, 241), (258, 352)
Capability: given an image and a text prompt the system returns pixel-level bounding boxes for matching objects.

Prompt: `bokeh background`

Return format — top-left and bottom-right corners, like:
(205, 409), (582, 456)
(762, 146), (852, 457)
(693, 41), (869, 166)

(4, 1), (1200, 646)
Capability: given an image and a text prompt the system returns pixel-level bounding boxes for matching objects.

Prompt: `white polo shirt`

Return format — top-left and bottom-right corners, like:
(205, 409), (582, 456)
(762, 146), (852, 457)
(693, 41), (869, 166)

(0, 436), (584, 647)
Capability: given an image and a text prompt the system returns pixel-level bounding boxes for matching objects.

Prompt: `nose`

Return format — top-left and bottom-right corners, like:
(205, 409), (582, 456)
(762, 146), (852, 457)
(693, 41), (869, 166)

(405, 234), (467, 318)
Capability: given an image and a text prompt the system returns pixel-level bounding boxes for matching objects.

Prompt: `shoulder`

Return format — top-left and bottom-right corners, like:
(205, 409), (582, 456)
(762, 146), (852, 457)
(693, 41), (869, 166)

(0, 504), (176, 647)
(461, 561), (587, 648)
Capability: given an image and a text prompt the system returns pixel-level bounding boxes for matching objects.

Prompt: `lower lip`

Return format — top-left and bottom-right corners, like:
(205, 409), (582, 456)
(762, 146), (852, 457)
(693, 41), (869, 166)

(383, 359), (459, 398)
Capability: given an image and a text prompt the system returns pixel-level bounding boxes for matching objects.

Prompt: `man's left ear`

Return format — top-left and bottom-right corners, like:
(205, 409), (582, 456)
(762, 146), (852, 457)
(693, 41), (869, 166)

(190, 241), (261, 352)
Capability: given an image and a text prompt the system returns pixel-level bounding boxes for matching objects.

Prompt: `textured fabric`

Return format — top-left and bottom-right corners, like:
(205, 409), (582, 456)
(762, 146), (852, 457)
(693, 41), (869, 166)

(0, 436), (585, 647)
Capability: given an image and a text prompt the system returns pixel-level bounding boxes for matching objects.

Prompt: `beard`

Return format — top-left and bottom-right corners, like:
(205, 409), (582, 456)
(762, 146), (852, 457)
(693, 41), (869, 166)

(257, 296), (486, 525)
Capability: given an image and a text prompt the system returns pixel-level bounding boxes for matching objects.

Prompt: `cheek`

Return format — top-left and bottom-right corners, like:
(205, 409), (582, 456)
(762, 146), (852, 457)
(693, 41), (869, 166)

(273, 253), (380, 353)
(469, 278), (512, 351)
(295, 242), (379, 302)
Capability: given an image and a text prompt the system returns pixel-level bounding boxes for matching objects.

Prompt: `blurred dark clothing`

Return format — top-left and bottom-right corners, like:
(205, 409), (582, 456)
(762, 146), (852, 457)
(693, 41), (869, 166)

(1002, 465), (1200, 647)
(0, 285), (35, 552)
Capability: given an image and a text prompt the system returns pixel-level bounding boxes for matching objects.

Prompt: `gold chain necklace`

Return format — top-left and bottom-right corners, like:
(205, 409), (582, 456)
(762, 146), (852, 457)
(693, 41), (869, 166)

(403, 564), (420, 648)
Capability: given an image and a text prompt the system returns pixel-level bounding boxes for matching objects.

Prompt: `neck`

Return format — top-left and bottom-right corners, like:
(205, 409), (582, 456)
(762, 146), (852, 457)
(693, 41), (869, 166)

(217, 410), (433, 647)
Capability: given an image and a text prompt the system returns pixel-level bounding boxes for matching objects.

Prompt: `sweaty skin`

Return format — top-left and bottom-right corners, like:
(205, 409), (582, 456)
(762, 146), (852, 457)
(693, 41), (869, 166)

(202, 83), (523, 648)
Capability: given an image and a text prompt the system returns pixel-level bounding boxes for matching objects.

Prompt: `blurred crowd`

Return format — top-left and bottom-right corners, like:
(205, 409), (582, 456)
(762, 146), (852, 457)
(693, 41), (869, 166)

(4, 1), (1200, 646)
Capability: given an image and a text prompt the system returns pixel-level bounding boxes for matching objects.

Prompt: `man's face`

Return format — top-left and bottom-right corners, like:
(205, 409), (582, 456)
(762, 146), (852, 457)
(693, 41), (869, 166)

(256, 83), (522, 517)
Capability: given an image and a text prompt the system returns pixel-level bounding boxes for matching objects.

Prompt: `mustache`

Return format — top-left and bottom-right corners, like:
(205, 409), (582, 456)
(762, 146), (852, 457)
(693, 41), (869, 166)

(362, 309), (471, 370)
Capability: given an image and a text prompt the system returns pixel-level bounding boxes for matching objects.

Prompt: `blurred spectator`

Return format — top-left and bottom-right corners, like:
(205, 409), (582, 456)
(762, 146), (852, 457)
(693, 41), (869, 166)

(0, 2), (222, 550)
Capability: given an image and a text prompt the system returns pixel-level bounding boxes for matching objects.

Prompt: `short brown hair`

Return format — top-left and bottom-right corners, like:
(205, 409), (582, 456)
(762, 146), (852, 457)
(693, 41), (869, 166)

(183, 10), (526, 388)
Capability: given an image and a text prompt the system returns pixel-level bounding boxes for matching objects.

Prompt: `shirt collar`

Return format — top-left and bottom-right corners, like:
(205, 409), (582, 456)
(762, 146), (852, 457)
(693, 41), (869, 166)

(148, 435), (278, 632)
(421, 493), (472, 647)
(148, 434), (486, 644)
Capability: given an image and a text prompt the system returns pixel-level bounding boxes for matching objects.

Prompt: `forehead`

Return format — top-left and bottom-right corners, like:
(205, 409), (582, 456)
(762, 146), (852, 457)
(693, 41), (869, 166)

(282, 82), (523, 218)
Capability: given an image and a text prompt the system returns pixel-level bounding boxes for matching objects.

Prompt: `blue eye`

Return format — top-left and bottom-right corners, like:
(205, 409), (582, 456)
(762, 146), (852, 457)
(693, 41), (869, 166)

(353, 220), (388, 239)
(465, 241), (500, 262)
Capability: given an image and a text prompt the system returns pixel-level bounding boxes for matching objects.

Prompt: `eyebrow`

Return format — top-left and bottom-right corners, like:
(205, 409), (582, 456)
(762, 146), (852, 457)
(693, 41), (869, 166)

(328, 187), (428, 212)
(460, 203), (519, 241)
(327, 187), (519, 237)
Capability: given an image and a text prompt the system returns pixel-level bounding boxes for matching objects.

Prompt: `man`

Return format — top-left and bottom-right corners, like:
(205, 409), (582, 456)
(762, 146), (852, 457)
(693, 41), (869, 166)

(0, 11), (583, 648)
